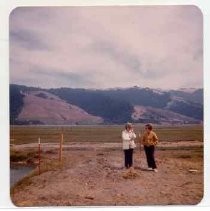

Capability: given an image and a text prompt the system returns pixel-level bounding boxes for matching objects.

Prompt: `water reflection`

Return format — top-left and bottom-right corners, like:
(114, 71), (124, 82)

(10, 165), (34, 187)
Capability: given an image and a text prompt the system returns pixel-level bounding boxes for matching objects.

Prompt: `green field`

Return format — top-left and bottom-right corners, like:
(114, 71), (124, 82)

(10, 124), (203, 145)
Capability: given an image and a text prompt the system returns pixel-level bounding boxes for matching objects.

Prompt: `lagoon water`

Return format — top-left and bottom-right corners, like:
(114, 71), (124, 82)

(10, 166), (34, 187)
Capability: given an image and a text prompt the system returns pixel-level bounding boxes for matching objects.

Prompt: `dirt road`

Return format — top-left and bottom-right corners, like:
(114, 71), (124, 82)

(11, 141), (203, 206)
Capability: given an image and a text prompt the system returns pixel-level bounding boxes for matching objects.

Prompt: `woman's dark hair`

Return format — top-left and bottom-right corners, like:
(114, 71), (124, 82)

(145, 123), (153, 130)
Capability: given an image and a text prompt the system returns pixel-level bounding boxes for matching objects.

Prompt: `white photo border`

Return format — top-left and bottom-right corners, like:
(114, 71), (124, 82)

(0, 0), (209, 209)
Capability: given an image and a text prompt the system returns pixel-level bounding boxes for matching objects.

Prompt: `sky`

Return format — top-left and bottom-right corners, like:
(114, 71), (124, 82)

(9, 6), (203, 90)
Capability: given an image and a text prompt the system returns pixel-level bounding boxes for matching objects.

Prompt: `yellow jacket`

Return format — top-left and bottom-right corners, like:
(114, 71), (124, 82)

(141, 131), (158, 146)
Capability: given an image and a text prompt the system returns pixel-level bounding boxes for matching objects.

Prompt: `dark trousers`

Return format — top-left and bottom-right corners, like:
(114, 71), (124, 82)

(144, 145), (157, 169)
(124, 149), (133, 168)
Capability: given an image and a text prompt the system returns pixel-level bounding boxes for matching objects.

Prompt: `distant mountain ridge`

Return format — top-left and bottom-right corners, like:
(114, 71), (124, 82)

(10, 84), (203, 125)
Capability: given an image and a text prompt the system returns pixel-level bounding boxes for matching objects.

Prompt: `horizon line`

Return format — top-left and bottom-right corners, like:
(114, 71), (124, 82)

(10, 83), (203, 91)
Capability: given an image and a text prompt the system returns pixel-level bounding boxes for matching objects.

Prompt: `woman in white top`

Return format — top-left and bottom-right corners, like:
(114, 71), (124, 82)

(121, 122), (136, 169)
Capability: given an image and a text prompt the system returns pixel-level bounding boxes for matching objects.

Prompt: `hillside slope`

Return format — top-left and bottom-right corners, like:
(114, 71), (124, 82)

(10, 84), (203, 125)
(16, 91), (103, 125)
(132, 105), (200, 124)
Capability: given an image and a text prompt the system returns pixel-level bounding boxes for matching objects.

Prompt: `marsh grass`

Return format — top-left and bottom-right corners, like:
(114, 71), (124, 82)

(10, 124), (203, 145)
(10, 149), (38, 162)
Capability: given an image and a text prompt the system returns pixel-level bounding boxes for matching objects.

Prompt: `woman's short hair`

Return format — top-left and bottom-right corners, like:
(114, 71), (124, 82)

(125, 122), (133, 130)
(145, 123), (153, 130)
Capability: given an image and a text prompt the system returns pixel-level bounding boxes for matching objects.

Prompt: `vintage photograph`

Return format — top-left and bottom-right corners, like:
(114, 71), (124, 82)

(10, 6), (203, 206)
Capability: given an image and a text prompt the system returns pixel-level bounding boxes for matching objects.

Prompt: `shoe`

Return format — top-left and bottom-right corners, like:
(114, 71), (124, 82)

(153, 168), (158, 173)
(147, 167), (153, 171)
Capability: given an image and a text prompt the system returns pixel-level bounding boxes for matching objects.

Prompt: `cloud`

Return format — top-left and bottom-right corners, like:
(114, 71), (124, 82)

(10, 29), (51, 51)
(89, 40), (141, 74)
(9, 6), (203, 89)
(31, 67), (97, 88)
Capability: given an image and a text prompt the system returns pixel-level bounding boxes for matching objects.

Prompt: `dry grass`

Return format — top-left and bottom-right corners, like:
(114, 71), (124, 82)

(10, 148), (38, 162)
(10, 124), (203, 145)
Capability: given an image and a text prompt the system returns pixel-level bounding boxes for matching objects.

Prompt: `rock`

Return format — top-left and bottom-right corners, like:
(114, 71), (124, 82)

(85, 196), (94, 200)
(188, 169), (198, 173)
(96, 153), (104, 156)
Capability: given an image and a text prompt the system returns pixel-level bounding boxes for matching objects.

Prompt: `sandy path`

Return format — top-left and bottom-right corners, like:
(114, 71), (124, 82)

(12, 140), (203, 150)
(11, 142), (203, 206)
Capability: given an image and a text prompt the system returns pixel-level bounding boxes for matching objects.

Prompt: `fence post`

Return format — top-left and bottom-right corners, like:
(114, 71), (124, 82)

(59, 133), (63, 163)
(38, 137), (41, 175)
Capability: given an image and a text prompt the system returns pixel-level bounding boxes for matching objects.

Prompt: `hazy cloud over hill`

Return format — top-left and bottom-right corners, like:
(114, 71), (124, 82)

(10, 6), (203, 89)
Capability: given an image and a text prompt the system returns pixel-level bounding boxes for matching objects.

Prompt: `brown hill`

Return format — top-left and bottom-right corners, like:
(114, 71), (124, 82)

(132, 105), (200, 124)
(18, 91), (103, 125)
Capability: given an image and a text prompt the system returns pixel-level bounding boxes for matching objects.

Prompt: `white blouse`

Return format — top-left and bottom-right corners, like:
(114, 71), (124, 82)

(121, 129), (136, 150)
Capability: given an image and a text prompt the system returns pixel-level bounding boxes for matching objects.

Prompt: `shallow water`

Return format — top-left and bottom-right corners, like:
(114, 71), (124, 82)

(10, 166), (34, 187)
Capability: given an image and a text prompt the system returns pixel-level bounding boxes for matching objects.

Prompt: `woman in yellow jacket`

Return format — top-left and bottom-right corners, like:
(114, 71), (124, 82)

(140, 123), (158, 172)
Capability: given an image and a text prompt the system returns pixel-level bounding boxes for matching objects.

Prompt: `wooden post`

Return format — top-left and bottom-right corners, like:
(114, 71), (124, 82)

(59, 133), (63, 163)
(38, 137), (41, 175)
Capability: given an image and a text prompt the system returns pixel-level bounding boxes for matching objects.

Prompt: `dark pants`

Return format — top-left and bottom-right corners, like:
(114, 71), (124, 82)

(144, 145), (157, 169)
(124, 149), (133, 168)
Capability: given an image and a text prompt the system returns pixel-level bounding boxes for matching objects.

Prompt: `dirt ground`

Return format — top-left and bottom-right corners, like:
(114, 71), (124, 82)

(11, 141), (203, 206)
